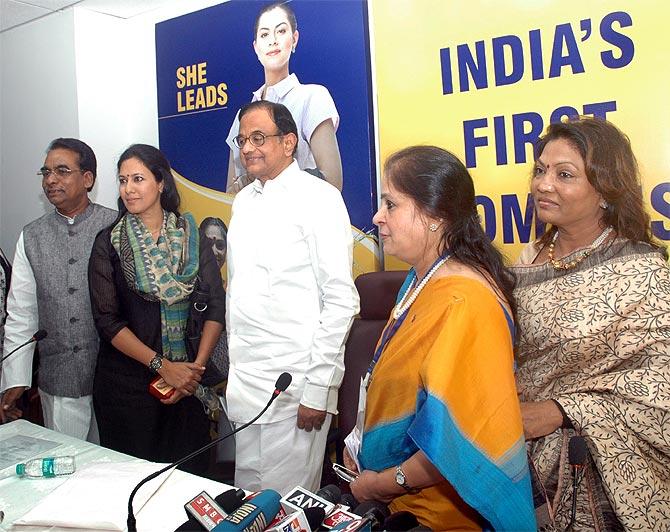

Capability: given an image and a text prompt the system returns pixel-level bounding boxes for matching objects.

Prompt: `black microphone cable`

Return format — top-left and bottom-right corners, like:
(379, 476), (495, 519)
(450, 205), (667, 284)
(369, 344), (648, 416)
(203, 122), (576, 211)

(0, 329), (47, 363)
(127, 371), (292, 532)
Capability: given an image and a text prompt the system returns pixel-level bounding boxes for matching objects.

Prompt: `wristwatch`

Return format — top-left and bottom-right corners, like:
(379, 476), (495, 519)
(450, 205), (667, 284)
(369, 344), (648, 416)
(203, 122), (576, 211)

(395, 465), (420, 494)
(149, 354), (163, 373)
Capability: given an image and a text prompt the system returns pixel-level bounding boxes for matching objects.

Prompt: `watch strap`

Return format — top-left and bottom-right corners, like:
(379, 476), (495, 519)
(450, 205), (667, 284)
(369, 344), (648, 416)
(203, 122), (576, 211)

(395, 464), (420, 494)
(149, 354), (163, 373)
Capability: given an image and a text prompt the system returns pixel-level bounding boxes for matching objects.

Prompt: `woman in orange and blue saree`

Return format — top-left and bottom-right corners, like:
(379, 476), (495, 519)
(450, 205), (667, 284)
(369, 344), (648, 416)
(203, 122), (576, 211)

(344, 146), (535, 530)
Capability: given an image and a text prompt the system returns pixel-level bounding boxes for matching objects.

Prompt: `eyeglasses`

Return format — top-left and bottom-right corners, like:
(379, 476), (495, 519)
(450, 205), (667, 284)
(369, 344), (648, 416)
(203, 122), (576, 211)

(37, 167), (82, 179)
(233, 131), (283, 149)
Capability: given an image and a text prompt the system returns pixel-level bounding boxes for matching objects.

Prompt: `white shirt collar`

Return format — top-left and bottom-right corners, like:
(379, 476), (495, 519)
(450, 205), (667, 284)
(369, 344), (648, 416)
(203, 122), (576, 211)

(250, 160), (299, 195)
(55, 201), (92, 225)
(252, 73), (300, 101)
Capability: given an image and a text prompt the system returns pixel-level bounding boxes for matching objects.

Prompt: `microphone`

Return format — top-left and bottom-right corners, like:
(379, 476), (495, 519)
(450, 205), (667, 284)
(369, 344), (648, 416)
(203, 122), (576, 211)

(321, 507), (360, 529)
(274, 372), (292, 396)
(127, 372), (292, 532)
(211, 489), (281, 531)
(331, 501), (389, 531)
(340, 493), (358, 510)
(281, 484), (339, 516)
(382, 511), (420, 530)
(265, 506), (326, 532)
(304, 507), (327, 529)
(567, 435), (588, 531)
(0, 329), (47, 363)
(177, 487), (247, 531)
(215, 488), (246, 513)
(317, 484), (342, 504)
(183, 490), (230, 531)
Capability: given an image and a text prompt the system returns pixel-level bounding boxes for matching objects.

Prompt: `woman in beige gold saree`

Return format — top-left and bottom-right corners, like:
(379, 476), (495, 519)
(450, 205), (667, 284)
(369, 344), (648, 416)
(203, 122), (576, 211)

(512, 116), (670, 531)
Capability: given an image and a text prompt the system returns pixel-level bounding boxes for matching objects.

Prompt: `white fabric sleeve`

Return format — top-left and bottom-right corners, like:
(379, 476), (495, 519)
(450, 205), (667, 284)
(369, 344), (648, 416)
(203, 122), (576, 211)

(301, 187), (359, 411)
(300, 85), (339, 144)
(0, 233), (38, 392)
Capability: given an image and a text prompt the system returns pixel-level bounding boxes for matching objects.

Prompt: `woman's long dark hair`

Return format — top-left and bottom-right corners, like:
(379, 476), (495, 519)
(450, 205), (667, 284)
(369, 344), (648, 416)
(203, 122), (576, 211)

(116, 144), (180, 218)
(533, 117), (663, 256)
(385, 145), (516, 318)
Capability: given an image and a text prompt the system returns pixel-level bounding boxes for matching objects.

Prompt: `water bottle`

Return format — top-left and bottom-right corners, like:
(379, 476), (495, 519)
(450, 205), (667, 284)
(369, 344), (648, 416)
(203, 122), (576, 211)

(16, 456), (76, 478)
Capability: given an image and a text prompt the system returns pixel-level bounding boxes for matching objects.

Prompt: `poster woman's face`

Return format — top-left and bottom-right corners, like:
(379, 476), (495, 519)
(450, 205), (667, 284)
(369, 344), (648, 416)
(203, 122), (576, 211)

(204, 224), (227, 269)
(253, 7), (298, 73)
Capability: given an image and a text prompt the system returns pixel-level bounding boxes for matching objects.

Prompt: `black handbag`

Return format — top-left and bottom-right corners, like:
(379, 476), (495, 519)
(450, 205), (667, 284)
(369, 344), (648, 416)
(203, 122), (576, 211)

(186, 277), (226, 387)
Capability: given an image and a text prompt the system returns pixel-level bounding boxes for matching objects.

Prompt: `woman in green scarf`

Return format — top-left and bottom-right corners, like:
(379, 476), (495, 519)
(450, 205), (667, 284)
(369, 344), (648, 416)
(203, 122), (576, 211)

(88, 144), (225, 473)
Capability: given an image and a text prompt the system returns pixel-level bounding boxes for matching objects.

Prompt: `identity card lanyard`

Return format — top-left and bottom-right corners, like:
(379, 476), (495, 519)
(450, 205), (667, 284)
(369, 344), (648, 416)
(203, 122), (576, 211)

(364, 301), (410, 391)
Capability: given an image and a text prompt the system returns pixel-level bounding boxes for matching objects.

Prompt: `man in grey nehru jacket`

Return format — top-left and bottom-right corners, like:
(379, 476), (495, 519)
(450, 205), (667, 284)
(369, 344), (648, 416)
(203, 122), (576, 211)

(0, 138), (116, 441)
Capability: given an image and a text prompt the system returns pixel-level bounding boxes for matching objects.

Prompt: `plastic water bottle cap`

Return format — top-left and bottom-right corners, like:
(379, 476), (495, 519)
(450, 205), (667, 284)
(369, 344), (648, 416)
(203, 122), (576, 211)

(16, 463), (25, 476)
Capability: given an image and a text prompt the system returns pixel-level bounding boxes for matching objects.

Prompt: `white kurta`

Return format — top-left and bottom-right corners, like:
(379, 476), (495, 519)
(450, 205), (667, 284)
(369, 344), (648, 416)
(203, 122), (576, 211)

(226, 161), (359, 424)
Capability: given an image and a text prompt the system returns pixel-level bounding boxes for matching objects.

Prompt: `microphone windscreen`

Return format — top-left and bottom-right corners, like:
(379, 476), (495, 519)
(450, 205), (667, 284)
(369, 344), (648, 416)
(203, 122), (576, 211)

(213, 489), (281, 531)
(568, 435), (588, 466)
(316, 483), (342, 504)
(275, 372), (292, 392)
(303, 507), (326, 529)
(215, 488), (245, 513)
(341, 493), (358, 509)
(33, 329), (48, 341)
(353, 500), (389, 525)
(383, 511), (420, 530)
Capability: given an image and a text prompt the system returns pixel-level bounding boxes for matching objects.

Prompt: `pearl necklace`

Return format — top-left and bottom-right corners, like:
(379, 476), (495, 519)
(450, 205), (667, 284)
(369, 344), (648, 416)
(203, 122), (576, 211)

(547, 226), (613, 270)
(392, 256), (449, 319)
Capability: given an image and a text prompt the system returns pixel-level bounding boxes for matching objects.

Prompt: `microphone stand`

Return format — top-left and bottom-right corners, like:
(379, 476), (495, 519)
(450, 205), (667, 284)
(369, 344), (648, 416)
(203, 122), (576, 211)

(566, 436), (587, 531)
(127, 376), (290, 532)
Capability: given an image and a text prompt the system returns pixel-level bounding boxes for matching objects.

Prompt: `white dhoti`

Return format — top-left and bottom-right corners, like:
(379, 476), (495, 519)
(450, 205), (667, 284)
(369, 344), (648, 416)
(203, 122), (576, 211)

(38, 389), (99, 443)
(234, 414), (332, 495)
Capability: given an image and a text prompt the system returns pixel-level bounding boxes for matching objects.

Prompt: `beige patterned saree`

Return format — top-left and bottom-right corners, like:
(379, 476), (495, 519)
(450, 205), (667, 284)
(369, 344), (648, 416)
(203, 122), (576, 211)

(512, 239), (670, 531)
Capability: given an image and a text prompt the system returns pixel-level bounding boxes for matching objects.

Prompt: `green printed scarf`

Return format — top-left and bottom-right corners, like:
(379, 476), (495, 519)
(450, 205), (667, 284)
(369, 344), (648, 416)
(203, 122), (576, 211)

(111, 211), (199, 361)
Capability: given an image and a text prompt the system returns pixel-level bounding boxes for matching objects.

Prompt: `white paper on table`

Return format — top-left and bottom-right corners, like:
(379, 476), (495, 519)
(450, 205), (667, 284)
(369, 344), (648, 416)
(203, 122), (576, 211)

(13, 461), (173, 531)
(0, 435), (61, 471)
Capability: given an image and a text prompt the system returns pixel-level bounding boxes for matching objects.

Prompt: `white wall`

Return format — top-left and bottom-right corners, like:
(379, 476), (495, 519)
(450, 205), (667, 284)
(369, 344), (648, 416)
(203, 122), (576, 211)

(0, 35), (3, 214)
(0, 0), (226, 258)
(0, 10), (79, 257)
(73, 8), (133, 210)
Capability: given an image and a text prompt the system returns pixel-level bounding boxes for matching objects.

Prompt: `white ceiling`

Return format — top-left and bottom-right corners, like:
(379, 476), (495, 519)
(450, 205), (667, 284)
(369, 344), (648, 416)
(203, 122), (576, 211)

(0, 0), (175, 32)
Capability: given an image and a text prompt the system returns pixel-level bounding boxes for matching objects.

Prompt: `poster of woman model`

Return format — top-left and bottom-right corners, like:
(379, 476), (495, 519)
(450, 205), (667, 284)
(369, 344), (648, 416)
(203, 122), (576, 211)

(156, 0), (379, 274)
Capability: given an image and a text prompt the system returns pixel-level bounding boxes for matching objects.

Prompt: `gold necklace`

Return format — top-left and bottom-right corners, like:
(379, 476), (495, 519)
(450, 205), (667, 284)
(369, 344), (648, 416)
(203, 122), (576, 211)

(547, 226), (613, 270)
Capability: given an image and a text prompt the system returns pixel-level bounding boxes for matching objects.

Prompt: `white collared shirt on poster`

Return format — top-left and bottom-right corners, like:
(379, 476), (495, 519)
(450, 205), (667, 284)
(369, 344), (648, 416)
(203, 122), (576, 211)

(226, 161), (359, 423)
(225, 73), (339, 178)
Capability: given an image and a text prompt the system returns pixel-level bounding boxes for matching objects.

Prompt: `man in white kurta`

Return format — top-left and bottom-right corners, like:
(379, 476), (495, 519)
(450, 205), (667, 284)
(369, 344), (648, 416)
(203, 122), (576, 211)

(226, 101), (359, 494)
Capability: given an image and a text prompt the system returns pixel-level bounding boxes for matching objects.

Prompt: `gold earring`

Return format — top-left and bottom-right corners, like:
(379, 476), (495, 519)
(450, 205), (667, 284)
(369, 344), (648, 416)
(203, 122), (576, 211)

(429, 223), (438, 232)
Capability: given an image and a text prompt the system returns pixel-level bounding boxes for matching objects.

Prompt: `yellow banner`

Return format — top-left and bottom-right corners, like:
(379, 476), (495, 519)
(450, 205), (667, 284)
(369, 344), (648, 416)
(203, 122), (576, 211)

(372, 0), (670, 268)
